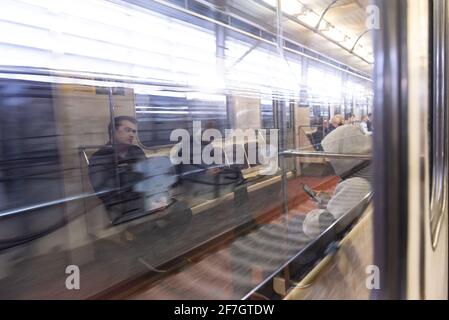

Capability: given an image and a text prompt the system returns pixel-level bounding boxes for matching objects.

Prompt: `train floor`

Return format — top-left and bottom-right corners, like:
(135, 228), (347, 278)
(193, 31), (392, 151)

(117, 176), (338, 300)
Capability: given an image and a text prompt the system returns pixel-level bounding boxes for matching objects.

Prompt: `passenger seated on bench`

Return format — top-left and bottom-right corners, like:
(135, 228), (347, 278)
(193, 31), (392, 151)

(88, 116), (146, 223)
(302, 124), (372, 239)
(326, 114), (344, 135)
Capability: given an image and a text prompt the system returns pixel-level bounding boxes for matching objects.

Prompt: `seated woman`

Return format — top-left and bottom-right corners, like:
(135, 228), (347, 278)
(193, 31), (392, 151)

(326, 114), (344, 135)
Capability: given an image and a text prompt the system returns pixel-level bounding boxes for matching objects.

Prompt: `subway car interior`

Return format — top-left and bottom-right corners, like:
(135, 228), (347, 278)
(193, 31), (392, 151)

(0, 0), (447, 300)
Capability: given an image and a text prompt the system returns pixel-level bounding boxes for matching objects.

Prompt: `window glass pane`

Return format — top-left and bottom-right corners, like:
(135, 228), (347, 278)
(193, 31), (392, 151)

(136, 92), (228, 147)
(0, 0), (374, 300)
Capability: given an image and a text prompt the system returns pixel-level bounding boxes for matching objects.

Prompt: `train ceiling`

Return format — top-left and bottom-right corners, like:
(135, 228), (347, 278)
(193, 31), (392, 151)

(220, 0), (373, 75)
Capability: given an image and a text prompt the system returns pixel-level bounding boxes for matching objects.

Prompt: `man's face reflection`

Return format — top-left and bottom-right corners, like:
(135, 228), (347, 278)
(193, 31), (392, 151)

(114, 120), (137, 146)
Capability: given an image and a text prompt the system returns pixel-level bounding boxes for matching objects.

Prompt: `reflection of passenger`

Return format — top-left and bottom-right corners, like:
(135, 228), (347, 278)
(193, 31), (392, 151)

(326, 114), (344, 135)
(367, 113), (373, 132)
(88, 116), (146, 221)
(345, 113), (356, 125)
(176, 121), (245, 201)
(309, 117), (325, 151)
(302, 125), (372, 239)
(360, 115), (372, 136)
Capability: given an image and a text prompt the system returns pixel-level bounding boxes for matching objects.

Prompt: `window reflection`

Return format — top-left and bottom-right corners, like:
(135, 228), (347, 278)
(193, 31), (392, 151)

(0, 0), (373, 299)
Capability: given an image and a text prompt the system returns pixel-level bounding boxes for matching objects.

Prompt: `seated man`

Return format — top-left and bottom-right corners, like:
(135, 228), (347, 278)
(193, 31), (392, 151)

(88, 116), (146, 223)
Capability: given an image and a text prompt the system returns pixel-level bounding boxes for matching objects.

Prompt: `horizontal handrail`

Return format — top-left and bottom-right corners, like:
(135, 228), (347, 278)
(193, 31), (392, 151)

(280, 150), (372, 160)
(0, 190), (113, 219)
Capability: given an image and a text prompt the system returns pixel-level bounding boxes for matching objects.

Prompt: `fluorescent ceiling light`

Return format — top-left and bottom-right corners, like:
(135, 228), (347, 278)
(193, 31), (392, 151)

(261, 0), (372, 62)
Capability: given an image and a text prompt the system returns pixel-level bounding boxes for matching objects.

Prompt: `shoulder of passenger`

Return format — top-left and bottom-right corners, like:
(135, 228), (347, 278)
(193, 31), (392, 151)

(130, 145), (146, 157)
(89, 147), (114, 163)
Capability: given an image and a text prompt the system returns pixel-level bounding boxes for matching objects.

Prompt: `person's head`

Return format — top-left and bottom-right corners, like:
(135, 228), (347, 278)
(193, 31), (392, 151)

(331, 114), (343, 127)
(347, 113), (356, 123)
(361, 115), (369, 122)
(108, 116), (138, 145)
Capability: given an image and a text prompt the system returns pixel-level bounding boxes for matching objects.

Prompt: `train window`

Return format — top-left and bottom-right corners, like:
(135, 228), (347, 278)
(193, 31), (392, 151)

(0, 79), (65, 235)
(0, 0), (217, 84)
(261, 97), (275, 129)
(0, 80), (62, 210)
(308, 66), (342, 105)
(0, 0), (374, 300)
(135, 92), (228, 148)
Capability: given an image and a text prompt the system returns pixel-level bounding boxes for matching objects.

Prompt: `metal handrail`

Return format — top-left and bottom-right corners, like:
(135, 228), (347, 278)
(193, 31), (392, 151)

(0, 190), (113, 219)
(0, 145), (116, 220)
(280, 150), (372, 160)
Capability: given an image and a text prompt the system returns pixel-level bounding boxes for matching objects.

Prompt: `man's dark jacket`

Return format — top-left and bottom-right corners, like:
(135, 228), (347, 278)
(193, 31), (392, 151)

(88, 143), (146, 221)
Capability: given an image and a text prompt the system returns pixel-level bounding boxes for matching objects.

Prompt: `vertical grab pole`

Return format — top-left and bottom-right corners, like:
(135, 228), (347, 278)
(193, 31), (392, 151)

(108, 88), (120, 191)
(276, 0), (288, 216)
(277, 0), (291, 292)
(276, 0), (283, 58)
